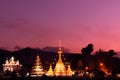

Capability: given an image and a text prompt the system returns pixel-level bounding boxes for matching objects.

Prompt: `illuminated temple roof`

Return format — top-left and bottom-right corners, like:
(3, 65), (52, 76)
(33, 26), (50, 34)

(2, 56), (22, 72)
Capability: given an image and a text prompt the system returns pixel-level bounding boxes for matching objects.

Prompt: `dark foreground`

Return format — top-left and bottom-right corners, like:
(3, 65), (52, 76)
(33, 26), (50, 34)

(0, 76), (120, 80)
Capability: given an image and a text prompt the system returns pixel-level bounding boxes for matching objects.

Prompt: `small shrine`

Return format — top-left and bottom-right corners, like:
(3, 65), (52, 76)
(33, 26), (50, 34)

(2, 56), (22, 72)
(67, 64), (73, 76)
(30, 54), (44, 77)
(46, 64), (54, 76)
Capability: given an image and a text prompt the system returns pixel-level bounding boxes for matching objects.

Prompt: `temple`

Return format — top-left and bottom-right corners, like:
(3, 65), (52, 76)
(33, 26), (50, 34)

(67, 64), (73, 76)
(30, 54), (44, 77)
(2, 56), (22, 72)
(54, 41), (73, 76)
(46, 64), (54, 76)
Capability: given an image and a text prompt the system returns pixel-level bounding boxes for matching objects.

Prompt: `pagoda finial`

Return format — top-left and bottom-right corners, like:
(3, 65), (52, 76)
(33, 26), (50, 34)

(58, 41), (62, 48)
(58, 41), (62, 51)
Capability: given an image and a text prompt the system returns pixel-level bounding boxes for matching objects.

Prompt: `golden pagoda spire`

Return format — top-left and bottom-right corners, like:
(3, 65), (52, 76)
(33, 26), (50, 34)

(58, 41), (62, 63)
(67, 64), (73, 76)
(54, 41), (67, 76)
(46, 64), (54, 76)
(58, 41), (62, 52)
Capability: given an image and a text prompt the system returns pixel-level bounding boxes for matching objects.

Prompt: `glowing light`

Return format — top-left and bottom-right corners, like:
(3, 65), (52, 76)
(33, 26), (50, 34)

(46, 64), (54, 76)
(85, 66), (89, 71)
(100, 63), (103, 66)
(2, 56), (22, 72)
(30, 54), (44, 76)
(54, 42), (67, 76)
(52, 42), (73, 76)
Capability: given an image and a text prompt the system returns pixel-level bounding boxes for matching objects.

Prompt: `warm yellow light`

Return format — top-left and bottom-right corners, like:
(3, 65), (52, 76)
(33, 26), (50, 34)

(85, 66), (88, 71)
(3, 56), (22, 72)
(100, 63), (103, 66)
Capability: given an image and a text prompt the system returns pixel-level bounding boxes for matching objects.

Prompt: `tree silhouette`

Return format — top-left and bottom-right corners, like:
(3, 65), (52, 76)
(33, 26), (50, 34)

(81, 44), (94, 56)
(94, 49), (120, 76)
(81, 44), (94, 69)
(108, 50), (116, 57)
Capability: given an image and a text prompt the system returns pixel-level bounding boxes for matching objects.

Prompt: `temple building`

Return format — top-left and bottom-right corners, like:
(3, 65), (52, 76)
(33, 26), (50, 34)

(30, 54), (44, 77)
(67, 64), (73, 76)
(2, 56), (22, 72)
(46, 64), (54, 76)
(54, 41), (73, 76)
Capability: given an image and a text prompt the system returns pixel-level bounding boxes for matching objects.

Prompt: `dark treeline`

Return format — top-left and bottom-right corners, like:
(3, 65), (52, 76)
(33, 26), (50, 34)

(0, 44), (120, 76)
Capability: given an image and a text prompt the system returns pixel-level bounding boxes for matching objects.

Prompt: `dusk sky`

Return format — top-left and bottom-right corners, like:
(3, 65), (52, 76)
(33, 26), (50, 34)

(0, 0), (120, 53)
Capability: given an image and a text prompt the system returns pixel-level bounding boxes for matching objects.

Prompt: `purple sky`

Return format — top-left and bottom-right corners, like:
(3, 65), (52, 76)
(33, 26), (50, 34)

(0, 0), (120, 53)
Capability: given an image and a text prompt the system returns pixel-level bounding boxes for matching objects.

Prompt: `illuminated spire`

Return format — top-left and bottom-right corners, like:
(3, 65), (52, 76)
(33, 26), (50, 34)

(30, 54), (44, 76)
(10, 56), (15, 64)
(58, 41), (62, 53)
(46, 64), (54, 76)
(58, 41), (62, 51)
(67, 64), (73, 76)
(54, 41), (66, 76)
(58, 41), (62, 62)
